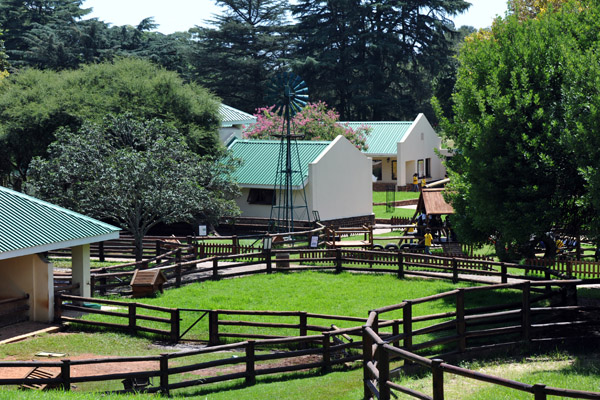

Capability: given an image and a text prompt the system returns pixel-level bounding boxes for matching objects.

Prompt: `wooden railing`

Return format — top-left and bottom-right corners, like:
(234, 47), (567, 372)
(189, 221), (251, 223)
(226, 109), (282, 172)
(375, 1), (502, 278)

(55, 294), (180, 342)
(0, 295), (29, 328)
(362, 280), (600, 400)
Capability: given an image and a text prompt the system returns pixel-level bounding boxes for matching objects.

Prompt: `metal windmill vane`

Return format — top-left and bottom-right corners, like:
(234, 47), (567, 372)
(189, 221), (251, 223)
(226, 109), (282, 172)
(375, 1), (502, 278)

(267, 72), (311, 233)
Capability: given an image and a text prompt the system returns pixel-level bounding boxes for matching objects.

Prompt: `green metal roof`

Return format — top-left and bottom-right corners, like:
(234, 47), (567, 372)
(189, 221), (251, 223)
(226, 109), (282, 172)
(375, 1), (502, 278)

(219, 104), (256, 127)
(228, 139), (331, 188)
(0, 186), (120, 259)
(343, 121), (413, 155)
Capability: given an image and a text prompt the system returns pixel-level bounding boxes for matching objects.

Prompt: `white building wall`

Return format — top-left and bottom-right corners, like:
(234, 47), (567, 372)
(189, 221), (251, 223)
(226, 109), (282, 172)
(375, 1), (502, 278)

(397, 114), (444, 187)
(310, 136), (373, 221)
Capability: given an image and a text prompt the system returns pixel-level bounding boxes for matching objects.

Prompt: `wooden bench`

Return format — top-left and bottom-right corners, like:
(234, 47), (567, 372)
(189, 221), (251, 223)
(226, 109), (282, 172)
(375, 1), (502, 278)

(20, 367), (61, 390)
(324, 225), (373, 248)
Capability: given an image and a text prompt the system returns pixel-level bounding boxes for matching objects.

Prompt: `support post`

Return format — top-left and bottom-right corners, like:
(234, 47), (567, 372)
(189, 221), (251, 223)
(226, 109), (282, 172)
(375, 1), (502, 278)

(432, 359), (444, 400)
(378, 345), (391, 400)
(245, 340), (256, 386)
(452, 258), (458, 284)
(128, 303), (137, 335)
(533, 384), (547, 400)
(212, 258), (219, 280)
(265, 249), (272, 274)
(170, 309), (180, 343)
(521, 281), (531, 341)
(209, 311), (219, 345)
(322, 333), (331, 373)
(362, 325), (374, 400)
(456, 289), (466, 353)
(398, 251), (404, 279)
(403, 301), (413, 352)
(160, 354), (169, 396)
(99, 241), (105, 262)
(335, 248), (342, 273)
(61, 359), (71, 391)
(500, 262), (507, 284)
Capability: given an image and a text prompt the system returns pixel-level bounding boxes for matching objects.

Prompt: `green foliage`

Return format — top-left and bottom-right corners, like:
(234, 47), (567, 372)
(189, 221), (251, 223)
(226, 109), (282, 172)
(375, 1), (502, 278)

(292, 0), (470, 120)
(27, 115), (239, 260)
(243, 101), (371, 150)
(190, 0), (293, 113)
(0, 58), (221, 189)
(436, 1), (600, 255)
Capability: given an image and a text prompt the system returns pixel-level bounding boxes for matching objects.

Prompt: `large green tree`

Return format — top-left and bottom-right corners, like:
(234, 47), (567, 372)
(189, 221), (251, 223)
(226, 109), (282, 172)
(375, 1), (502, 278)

(0, 58), (221, 189)
(190, 0), (293, 112)
(436, 0), (600, 259)
(27, 115), (240, 260)
(292, 0), (470, 121)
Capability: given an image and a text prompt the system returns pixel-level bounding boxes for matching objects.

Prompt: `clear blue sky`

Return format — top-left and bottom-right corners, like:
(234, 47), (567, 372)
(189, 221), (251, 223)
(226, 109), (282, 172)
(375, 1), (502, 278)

(82, 0), (508, 34)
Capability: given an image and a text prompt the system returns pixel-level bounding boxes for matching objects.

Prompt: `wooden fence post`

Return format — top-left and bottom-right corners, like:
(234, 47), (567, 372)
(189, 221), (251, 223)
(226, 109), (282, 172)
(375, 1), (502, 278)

(175, 262), (182, 288)
(128, 303), (137, 336)
(452, 258), (458, 283)
(89, 275), (96, 297)
(362, 326), (374, 400)
(522, 281), (531, 341)
(265, 249), (272, 274)
(299, 312), (307, 337)
(432, 359), (444, 400)
(212, 258), (219, 280)
(335, 248), (342, 273)
(378, 345), (391, 400)
(245, 340), (256, 386)
(156, 240), (161, 257)
(533, 384), (547, 400)
(99, 241), (105, 262)
(392, 320), (400, 348)
(233, 235), (239, 254)
(99, 268), (107, 295)
(61, 359), (71, 391)
(500, 262), (507, 284)
(54, 294), (62, 323)
(209, 311), (219, 345)
(398, 251), (404, 279)
(170, 309), (180, 343)
(456, 289), (466, 353)
(403, 301), (413, 352)
(322, 333), (331, 373)
(160, 353), (169, 396)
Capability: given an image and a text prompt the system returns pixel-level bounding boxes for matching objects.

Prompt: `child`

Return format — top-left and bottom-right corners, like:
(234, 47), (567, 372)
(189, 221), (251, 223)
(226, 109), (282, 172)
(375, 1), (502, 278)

(412, 174), (419, 191)
(422, 228), (433, 255)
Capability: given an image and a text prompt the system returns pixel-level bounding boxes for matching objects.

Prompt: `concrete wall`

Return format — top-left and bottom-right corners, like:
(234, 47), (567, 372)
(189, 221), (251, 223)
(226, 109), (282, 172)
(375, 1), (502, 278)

(0, 254), (53, 322)
(397, 114), (444, 187)
(310, 136), (373, 221)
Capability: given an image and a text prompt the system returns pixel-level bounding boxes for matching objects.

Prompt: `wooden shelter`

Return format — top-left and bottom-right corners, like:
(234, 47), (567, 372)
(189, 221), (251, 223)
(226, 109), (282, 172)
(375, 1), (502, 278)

(415, 188), (454, 216)
(130, 269), (168, 298)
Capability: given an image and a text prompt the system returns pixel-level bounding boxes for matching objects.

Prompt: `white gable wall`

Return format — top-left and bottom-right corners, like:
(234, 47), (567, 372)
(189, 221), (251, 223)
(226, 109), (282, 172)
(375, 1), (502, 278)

(309, 136), (372, 221)
(397, 114), (444, 187)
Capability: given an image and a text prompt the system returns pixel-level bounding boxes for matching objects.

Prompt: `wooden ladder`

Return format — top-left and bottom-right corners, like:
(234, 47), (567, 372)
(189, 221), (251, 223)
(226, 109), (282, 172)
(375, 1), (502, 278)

(20, 367), (61, 390)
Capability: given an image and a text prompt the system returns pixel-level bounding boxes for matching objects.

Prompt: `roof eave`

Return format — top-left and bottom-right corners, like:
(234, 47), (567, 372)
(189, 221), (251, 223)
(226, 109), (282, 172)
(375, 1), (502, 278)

(0, 231), (121, 261)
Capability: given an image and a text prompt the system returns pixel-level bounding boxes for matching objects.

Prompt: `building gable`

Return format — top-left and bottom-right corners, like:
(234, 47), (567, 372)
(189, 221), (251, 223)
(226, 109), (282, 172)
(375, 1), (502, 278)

(342, 121), (414, 155)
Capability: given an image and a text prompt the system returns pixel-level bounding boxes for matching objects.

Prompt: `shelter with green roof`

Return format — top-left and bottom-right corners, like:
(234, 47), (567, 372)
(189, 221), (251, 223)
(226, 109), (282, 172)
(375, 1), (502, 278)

(228, 135), (373, 226)
(343, 113), (445, 190)
(219, 104), (257, 145)
(0, 186), (120, 323)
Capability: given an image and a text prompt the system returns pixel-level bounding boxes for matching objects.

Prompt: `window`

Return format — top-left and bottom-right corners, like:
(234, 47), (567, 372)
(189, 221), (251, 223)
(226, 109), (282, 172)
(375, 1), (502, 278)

(247, 189), (275, 205)
(417, 159), (424, 178)
(425, 158), (431, 178)
(391, 160), (397, 180)
(373, 160), (382, 181)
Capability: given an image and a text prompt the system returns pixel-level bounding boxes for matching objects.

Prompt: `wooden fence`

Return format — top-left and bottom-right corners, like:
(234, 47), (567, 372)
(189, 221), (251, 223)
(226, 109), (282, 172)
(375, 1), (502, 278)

(0, 295), (29, 328)
(6, 280), (599, 397)
(362, 280), (600, 400)
(526, 258), (600, 278)
(55, 294), (180, 342)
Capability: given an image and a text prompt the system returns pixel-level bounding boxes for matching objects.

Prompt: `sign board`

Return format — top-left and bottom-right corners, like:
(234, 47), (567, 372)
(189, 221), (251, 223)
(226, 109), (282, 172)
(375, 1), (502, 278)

(310, 235), (319, 248)
(198, 225), (207, 236)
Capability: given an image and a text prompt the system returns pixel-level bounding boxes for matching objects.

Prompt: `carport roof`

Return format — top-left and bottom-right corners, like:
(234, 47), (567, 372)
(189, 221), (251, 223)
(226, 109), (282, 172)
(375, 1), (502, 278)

(0, 186), (120, 260)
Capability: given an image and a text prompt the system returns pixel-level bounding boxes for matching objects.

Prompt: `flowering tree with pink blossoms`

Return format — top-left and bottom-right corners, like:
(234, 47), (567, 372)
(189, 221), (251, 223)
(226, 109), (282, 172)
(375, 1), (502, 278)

(243, 101), (370, 151)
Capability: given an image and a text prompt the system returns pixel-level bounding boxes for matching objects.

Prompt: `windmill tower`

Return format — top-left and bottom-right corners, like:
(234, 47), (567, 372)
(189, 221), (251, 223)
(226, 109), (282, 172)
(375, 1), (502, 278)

(267, 72), (311, 233)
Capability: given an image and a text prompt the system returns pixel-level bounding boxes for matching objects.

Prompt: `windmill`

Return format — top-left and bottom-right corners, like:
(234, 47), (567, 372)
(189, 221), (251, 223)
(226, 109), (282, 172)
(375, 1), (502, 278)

(267, 72), (310, 233)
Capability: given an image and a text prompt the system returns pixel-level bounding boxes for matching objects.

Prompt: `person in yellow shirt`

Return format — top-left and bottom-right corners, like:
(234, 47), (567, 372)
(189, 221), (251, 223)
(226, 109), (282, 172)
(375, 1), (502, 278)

(421, 177), (427, 189)
(412, 173), (419, 191)
(421, 228), (433, 254)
